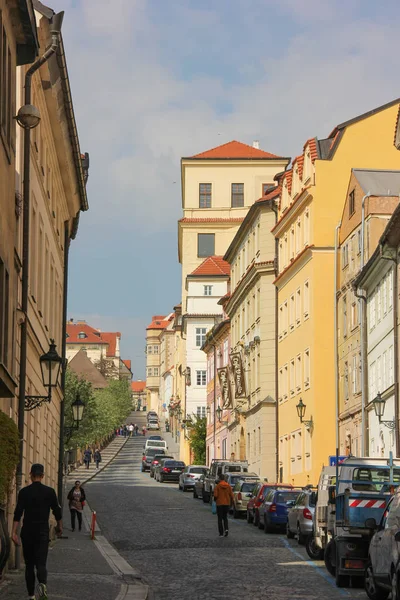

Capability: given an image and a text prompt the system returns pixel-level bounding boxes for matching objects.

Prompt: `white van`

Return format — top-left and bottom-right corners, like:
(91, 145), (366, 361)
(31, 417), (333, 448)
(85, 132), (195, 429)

(144, 439), (168, 453)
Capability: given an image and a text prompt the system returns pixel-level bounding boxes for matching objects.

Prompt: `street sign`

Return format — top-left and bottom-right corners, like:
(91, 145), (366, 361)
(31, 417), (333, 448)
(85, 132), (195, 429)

(329, 455), (347, 466)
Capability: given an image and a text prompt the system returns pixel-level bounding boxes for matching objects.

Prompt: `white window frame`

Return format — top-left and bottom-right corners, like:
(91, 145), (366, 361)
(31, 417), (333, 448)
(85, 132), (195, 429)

(204, 285), (213, 296)
(196, 370), (206, 386)
(195, 327), (207, 347)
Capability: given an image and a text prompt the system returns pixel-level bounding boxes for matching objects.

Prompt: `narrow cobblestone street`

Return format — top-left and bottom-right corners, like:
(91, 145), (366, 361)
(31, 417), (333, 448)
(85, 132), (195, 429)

(84, 414), (365, 600)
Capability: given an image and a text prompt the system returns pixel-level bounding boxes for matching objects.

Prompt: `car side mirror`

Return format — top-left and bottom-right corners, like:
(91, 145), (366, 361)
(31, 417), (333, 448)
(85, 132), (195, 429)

(365, 518), (377, 530)
(395, 531), (400, 543)
(328, 485), (336, 505)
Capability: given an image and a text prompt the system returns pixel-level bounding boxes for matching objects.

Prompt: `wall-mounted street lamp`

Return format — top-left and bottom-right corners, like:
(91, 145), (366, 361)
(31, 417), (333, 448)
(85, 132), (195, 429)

(296, 398), (313, 429)
(372, 392), (396, 430)
(24, 340), (63, 411)
(64, 394), (85, 438)
(215, 405), (228, 426)
(176, 407), (182, 422)
(181, 415), (192, 440)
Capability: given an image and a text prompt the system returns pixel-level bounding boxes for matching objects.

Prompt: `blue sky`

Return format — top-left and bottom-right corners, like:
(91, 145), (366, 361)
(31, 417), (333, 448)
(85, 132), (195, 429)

(49, 0), (400, 378)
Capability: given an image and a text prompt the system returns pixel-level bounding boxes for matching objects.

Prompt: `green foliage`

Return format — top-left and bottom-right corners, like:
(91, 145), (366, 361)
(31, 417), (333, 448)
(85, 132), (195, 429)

(188, 416), (207, 464)
(0, 411), (20, 506)
(65, 370), (132, 448)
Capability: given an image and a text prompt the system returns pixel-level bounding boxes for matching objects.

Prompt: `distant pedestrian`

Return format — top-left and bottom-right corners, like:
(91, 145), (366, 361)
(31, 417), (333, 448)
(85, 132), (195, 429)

(67, 481), (86, 532)
(128, 424), (134, 437)
(83, 448), (92, 469)
(214, 474), (234, 537)
(123, 424), (128, 437)
(142, 426), (146, 436)
(94, 449), (102, 469)
(12, 463), (63, 600)
(135, 424), (139, 436)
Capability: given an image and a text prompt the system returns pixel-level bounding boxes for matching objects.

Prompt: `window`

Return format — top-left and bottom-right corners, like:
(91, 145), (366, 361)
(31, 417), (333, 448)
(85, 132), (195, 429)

(196, 370), (206, 386)
(296, 288), (301, 325)
(304, 208), (310, 246)
(283, 300), (288, 335)
(198, 233), (215, 257)
(344, 361), (349, 401)
(377, 285), (382, 323)
(262, 183), (274, 195)
(304, 349), (310, 388)
(370, 361), (376, 401)
(383, 276), (388, 315)
(78, 332), (87, 339)
(231, 183), (244, 207)
(389, 346), (394, 386)
(197, 406), (206, 418)
(153, 367), (159, 376)
(351, 301), (358, 330)
(153, 345), (159, 354)
(199, 183), (212, 208)
(357, 229), (362, 254)
(370, 294), (376, 330)
(296, 355), (302, 392)
(290, 227), (295, 260)
(349, 190), (355, 216)
(342, 244), (349, 268)
(196, 327), (207, 347)
(0, 18), (13, 153)
(283, 364), (288, 399)
(278, 367), (283, 401)
(204, 285), (212, 296)
(290, 359), (295, 396)
(289, 295), (295, 331)
(383, 351), (387, 391)
(388, 270), (393, 309)
(147, 367), (153, 377)
(147, 345), (153, 354)
(304, 281), (310, 319)
(296, 219), (301, 254)
(0, 259), (9, 367)
(343, 296), (347, 338)
(223, 339), (229, 365)
(352, 355), (357, 395)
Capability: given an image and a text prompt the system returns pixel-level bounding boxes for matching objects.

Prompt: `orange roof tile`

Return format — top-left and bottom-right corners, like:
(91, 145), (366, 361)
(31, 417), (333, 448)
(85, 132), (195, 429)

(190, 140), (282, 160)
(255, 184), (282, 203)
(66, 322), (107, 345)
(283, 170), (293, 194)
(190, 256), (230, 277)
(101, 332), (120, 357)
(304, 137), (318, 161)
(146, 317), (171, 330)
(179, 217), (244, 223)
(122, 359), (131, 370)
(293, 155), (304, 179)
(131, 381), (146, 392)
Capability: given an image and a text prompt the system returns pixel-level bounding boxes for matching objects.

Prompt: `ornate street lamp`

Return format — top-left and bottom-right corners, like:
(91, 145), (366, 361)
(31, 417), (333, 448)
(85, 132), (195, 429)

(24, 340), (63, 411)
(372, 392), (395, 429)
(215, 405), (228, 426)
(64, 394), (85, 438)
(296, 398), (313, 429)
(176, 407), (182, 422)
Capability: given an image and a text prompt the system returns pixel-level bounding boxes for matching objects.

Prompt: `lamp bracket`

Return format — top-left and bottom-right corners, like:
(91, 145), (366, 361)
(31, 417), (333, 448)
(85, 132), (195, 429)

(379, 419), (396, 430)
(24, 395), (50, 411)
(301, 417), (314, 429)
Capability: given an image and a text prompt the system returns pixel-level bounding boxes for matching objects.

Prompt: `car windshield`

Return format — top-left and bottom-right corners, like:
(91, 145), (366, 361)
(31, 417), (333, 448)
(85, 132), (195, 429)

(147, 449), (165, 457)
(149, 436), (162, 440)
(352, 468), (400, 491)
(164, 461), (185, 467)
(226, 465), (247, 473)
(147, 441), (165, 447)
(276, 491), (300, 504)
(241, 482), (255, 492)
(189, 467), (208, 474)
(228, 475), (243, 485)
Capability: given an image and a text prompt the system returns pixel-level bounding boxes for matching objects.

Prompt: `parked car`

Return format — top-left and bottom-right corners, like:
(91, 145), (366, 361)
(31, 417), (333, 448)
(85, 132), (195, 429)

(203, 459), (249, 503)
(148, 435), (163, 441)
(365, 489), (400, 600)
(225, 472), (259, 490)
(143, 439), (168, 453)
(193, 473), (208, 499)
(141, 448), (166, 472)
(149, 454), (173, 478)
(287, 488), (317, 544)
(247, 483), (294, 527)
(232, 477), (261, 518)
(147, 420), (160, 431)
(155, 459), (186, 483)
(147, 411), (158, 418)
(259, 488), (301, 532)
(179, 465), (208, 492)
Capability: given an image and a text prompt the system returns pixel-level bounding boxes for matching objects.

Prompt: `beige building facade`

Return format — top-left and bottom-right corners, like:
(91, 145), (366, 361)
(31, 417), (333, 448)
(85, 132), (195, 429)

(224, 192), (279, 480)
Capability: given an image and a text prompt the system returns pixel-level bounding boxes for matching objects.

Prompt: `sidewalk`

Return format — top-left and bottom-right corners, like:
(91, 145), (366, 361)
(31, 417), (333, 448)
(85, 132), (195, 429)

(159, 420), (180, 458)
(0, 432), (148, 600)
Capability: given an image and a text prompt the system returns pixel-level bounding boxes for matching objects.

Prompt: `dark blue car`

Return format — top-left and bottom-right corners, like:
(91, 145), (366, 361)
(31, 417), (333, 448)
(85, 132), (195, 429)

(260, 489), (301, 533)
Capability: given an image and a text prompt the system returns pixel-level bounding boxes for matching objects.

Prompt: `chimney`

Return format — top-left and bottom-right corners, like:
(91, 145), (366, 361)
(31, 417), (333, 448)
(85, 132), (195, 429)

(253, 140), (259, 149)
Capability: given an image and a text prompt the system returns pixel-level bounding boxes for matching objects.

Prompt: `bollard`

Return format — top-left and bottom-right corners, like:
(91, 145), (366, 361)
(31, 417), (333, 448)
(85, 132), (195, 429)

(91, 511), (96, 540)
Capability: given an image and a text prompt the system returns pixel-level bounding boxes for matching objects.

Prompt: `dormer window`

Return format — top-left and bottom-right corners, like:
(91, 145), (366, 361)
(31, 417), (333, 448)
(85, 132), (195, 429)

(66, 333), (69, 338)
(78, 332), (87, 339)
(303, 150), (311, 183)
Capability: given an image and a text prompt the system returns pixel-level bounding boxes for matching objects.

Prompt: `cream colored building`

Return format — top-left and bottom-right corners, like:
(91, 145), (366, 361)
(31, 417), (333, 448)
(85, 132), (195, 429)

(224, 190), (279, 480)
(337, 170), (400, 456)
(145, 314), (173, 413)
(177, 140), (289, 461)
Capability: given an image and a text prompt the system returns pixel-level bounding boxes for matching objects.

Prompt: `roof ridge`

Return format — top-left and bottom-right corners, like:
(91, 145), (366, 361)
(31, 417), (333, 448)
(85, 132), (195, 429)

(190, 140), (282, 159)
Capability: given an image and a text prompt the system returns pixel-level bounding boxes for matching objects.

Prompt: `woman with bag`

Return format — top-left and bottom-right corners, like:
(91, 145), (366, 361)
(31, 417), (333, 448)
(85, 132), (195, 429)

(67, 481), (86, 532)
(213, 474), (234, 537)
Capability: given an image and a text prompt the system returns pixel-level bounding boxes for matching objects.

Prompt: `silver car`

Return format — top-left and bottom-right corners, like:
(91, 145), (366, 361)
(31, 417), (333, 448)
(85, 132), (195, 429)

(179, 465), (208, 492)
(286, 489), (316, 544)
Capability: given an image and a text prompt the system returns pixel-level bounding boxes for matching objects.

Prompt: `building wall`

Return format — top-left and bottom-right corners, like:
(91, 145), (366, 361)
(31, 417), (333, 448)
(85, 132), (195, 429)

(186, 319), (216, 418)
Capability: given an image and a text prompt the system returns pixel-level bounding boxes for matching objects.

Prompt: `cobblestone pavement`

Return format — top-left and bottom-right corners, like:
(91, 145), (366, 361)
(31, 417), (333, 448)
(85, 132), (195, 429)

(86, 414), (367, 600)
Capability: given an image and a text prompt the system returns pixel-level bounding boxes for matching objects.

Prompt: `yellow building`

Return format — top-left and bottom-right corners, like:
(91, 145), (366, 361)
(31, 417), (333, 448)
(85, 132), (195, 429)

(275, 100), (400, 486)
(337, 170), (400, 456)
(145, 314), (174, 412)
(224, 188), (280, 480)
(178, 140), (289, 461)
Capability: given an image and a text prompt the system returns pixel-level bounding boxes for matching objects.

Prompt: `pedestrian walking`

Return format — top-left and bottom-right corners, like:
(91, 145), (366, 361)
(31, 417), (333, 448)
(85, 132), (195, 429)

(135, 424), (139, 436)
(83, 447), (92, 469)
(67, 481), (86, 532)
(94, 448), (102, 469)
(12, 463), (63, 600)
(142, 425), (146, 436)
(214, 474), (234, 537)
(128, 423), (134, 437)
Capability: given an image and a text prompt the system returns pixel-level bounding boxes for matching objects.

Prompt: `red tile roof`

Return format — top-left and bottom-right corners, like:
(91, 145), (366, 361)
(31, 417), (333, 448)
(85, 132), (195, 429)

(190, 256), (230, 277)
(304, 137), (318, 161)
(100, 332), (120, 357)
(122, 359), (131, 370)
(293, 155), (304, 179)
(131, 381), (146, 392)
(190, 140), (282, 160)
(66, 322), (107, 345)
(179, 217), (244, 223)
(283, 170), (293, 194)
(255, 184), (282, 203)
(146, 314), (173, 330)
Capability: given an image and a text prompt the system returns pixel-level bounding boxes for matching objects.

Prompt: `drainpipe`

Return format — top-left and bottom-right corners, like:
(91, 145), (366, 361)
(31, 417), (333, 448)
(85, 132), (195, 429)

(271, 201), (279, 482)
(57, 221), (70, 507)
(380, 247), (399, 456)
(15, 13), (64, 569)
(334, 223), (341, 460)
(358, 192), (370, 456)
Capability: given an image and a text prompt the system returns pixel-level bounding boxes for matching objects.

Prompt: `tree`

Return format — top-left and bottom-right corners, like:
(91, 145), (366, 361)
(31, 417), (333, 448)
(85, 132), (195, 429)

(64, 370), (98, 448)
(188, 416), (207, 464)
(93, 356), (119, 380)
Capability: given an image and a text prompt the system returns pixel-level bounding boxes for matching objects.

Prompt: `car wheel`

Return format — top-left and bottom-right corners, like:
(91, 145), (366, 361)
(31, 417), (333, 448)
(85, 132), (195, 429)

(247, 510), (253, 524)
(159, 475), (164, 483)
(193, 488), (198, 499)
(286, 522), (295, 539)
(305, 534), (324, 560)
(324, 540), (336, 577)
(297, 523), (306, 545)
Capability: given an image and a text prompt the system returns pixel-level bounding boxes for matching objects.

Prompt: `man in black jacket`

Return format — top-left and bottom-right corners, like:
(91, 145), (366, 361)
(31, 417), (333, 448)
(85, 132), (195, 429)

(12, 463), (63, 600)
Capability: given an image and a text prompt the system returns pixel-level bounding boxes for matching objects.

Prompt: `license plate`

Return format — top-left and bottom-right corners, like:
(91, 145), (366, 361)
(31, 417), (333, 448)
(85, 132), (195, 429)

(172, 470), (181, 473)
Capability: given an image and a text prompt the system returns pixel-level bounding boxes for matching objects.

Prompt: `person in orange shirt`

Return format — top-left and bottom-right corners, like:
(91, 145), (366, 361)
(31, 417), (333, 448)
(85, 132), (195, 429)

(213, 474), (234, 537)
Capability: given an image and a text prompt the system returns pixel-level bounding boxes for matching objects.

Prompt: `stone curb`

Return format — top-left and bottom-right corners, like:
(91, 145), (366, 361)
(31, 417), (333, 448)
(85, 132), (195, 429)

(66, 435), (130, 486)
